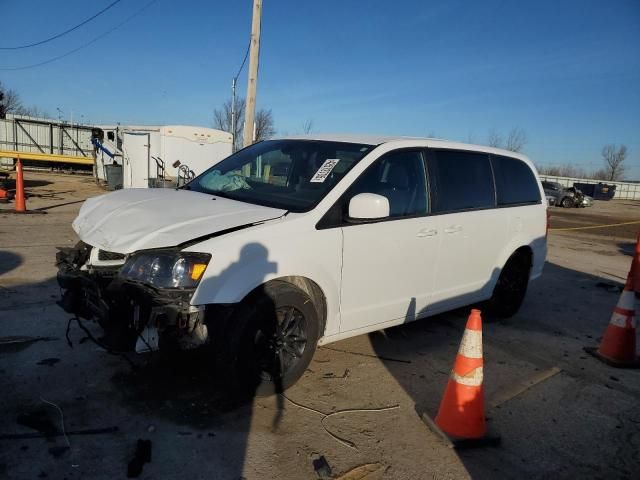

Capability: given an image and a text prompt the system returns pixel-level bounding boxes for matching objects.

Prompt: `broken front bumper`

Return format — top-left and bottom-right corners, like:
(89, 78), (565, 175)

(56, 242), (209, 353)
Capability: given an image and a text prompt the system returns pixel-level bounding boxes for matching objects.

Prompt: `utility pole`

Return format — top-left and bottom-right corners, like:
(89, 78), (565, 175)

(242, 0), (262, 147)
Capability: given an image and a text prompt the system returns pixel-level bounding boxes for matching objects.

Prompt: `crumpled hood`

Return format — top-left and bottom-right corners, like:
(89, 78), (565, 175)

(72, 188), (286, 254)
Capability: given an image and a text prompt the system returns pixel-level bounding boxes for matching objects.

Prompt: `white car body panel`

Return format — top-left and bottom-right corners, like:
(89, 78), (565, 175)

(186, 216), (344, 336)
(71, 135), (547, 345)
(339, 216), (439, 332)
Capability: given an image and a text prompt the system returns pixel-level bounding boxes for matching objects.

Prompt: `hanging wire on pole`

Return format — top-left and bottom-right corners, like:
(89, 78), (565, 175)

(234, 40), (251, 84)
(0, 0), (123, 50)
(0, 0), (159, 71)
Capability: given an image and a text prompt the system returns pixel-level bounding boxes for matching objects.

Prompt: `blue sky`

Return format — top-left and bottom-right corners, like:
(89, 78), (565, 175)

(1, 0), (639, 177)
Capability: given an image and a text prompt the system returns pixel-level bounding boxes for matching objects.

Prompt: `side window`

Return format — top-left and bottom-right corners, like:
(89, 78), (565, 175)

(492, 155), (541, 206)
(428, 150), (495, 213)
(346, 150), (429, 218)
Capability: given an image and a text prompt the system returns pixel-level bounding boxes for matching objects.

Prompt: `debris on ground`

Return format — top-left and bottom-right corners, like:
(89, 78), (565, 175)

(16, 410), (58, 440)
(127, 439), (152, 478)
(37, 358), (60, 367)
(335, 462), (385, 480)
(312, 454), (332, 479)
(322, 369), (350, 379)
(595, 282), (622, 293)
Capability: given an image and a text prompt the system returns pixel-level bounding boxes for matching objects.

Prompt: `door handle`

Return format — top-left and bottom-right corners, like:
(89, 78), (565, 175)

(443, 225), (462, 234)
(417, 228), (438, 237)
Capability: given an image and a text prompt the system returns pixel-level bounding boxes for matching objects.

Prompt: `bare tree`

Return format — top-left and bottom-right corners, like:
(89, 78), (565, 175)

(302, 119), (314, 134)
(0, 82), (24, 117)
(487, 127), (527, 152)
(487, 129), (502, 148)
(213, 97), (275, 150)
(601, 144), (627, 181)
(465, 131), (476, 144)
(505, 127), (527, 152)
(254, 109), (275, 142)
(20, 105), (50, 118)
(1, 82), (50, 119)
(213, 98), (245, 151)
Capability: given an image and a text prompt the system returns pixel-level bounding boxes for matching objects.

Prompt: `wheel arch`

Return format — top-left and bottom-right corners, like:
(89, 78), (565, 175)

(511, 245), (533, 268)
(242, 276), (328, 337)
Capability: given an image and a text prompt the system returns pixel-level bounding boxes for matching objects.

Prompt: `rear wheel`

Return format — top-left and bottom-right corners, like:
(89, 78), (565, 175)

(484, 251), (531, 319)
(217, 281), (319, 396)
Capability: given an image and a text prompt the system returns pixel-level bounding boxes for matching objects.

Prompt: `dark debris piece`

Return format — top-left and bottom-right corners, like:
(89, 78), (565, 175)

(37, 358), (60, 367)
(127, 439), (152, 478)
(312, 455), (332, 479)
(16, 411), (58, 440)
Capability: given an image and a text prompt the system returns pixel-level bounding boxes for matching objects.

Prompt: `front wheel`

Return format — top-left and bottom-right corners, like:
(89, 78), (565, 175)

(561, 197), (574, 208)
(484, 251), (531, 319)
(217, 281), (319, 396)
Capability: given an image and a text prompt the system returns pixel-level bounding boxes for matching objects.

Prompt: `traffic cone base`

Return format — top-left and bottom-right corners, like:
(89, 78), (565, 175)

(420, 410), (500, 450)
(583, 347), (640, 369)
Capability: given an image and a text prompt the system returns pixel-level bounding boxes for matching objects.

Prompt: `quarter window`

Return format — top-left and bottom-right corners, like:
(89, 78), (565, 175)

(428, 150), (495, 212)
(492, 155), (541, 205)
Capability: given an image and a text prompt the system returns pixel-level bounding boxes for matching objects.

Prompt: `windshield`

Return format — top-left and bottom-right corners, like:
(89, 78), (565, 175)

(186, 139), (374, 212)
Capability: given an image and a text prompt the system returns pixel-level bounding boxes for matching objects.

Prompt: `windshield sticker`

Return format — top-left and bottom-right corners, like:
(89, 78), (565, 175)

(310, 159), (340, 183)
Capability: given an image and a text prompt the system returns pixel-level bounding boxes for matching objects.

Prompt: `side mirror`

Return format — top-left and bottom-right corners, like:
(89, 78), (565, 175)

(348, 193), (390, 220)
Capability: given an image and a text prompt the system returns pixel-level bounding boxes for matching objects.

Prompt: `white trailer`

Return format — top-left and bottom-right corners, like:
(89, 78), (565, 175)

(93, 124), (232, 188)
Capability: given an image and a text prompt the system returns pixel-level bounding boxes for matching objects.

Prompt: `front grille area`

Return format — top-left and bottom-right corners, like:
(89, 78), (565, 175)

(98, 249), (126, 261)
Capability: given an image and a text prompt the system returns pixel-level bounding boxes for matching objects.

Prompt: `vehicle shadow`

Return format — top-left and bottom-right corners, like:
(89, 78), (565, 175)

(0, 250), (22, 276)
(367, 261), (638, 479)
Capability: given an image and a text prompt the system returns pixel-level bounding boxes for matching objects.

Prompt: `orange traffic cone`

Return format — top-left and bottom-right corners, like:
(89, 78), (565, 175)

(15, 158), (26, 213)
(420, 309), (500, 448)
(632, 233), (640, 294)
(585, 274), (639, 368)
(585, 235), (640, 368)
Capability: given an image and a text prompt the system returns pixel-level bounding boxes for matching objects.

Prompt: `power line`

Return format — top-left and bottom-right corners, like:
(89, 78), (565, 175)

(234, 39), (251, 82)
(0, 0), (123, 50)
(0, 0), (159, 71)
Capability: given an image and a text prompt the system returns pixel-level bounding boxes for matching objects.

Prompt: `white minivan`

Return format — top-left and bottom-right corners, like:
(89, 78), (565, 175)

(57, 135), (547, 393)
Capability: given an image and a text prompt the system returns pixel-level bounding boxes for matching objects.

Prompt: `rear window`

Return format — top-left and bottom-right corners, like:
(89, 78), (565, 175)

(428, 150), (495, 213)
(492, 155), (541, 206)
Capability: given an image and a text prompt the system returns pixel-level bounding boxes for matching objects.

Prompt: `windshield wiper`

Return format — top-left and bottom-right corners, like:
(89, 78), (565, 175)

(209, 190), (235, 200)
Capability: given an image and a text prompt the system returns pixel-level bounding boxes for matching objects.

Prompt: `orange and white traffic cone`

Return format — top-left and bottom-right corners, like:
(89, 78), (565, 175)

(14, 158), (26, 213)
(421, 309), (500, 448)
(585, 235), (640, 368)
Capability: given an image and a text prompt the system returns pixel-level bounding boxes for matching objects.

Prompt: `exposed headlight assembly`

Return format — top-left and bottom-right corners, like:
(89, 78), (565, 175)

(119, 251), (210, 289)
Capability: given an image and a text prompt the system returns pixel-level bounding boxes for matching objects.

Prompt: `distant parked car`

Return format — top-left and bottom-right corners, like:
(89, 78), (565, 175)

(542, 181), (577, 208)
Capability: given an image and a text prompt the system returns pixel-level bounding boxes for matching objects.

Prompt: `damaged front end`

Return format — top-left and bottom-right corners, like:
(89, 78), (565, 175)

(56, 242), (211, 353)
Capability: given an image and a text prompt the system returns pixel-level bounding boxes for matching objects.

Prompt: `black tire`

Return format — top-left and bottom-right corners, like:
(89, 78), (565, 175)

(561, 197), (574, 208)
(484, 251), (531, 319)
(217, 280), (319, 397)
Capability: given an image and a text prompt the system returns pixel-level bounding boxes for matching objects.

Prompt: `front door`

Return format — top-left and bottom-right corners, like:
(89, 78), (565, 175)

(339, 150), (439, 333)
